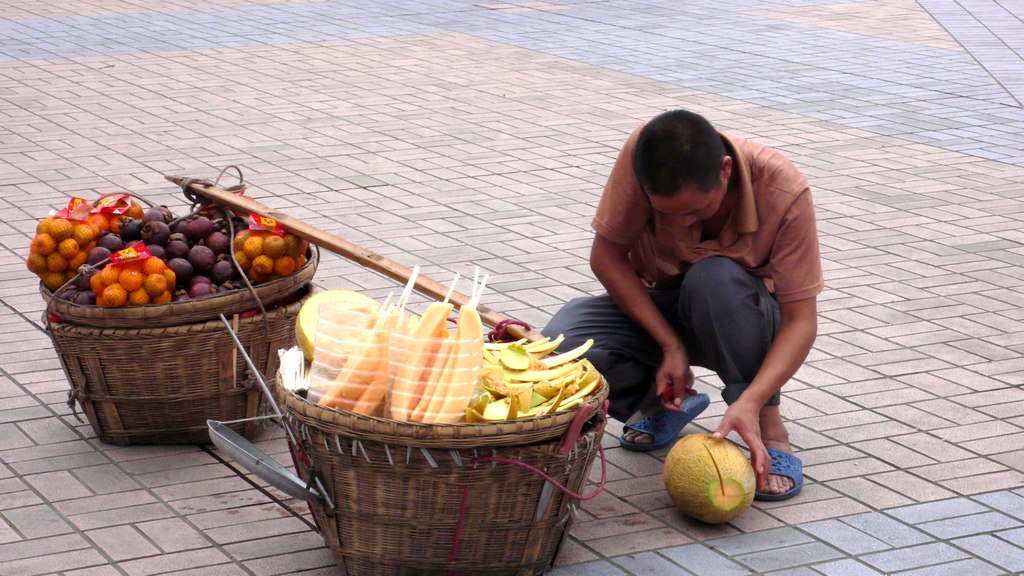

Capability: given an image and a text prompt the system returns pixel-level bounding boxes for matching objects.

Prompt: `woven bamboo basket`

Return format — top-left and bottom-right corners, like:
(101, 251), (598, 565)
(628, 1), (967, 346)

(278, 381), (608, 576)
(49, 287), (311, 445)
(44, 248), (317, 329)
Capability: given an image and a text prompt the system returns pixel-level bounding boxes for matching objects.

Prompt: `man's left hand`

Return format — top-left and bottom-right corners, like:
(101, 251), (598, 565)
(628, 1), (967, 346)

(712, 399), (769, 491)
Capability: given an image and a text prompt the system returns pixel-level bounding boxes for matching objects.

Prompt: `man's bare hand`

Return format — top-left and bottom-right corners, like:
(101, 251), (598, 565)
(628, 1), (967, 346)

(712, 399), (769, 490)
(656, 345), (696, 410)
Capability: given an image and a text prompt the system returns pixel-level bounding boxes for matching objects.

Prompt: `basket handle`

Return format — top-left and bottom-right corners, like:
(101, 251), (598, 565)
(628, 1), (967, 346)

(167, 174), (544, 342)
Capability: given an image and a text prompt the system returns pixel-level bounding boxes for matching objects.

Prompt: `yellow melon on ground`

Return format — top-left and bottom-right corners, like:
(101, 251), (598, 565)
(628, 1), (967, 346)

(663, 434), (756, 524)
(296, 289), (379, 361)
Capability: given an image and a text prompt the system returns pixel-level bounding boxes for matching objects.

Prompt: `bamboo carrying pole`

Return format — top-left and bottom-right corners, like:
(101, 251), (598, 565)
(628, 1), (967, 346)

(166, 175), (543, 342)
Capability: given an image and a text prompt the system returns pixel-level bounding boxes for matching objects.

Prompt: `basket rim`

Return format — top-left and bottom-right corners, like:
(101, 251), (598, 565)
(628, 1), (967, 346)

(44, 246), (318, 328)
(279, 379), (609, 448)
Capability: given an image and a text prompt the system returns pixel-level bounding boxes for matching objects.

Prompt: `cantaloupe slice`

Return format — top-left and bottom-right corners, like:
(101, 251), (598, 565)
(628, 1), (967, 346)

(296, 290), (379, 361)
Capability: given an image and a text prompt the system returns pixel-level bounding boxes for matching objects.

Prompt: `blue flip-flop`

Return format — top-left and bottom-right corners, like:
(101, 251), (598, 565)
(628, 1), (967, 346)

(755, 448), (803, 501)
(619, 393), (710, 452)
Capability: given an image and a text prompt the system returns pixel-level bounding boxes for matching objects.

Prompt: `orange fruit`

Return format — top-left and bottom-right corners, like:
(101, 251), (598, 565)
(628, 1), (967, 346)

(90, 273), (106, 295)
(41, 271), (66, 291)
(152, 291), (172, 304)
(128, 288), (151, 306)
(142, 257), (166, 275)
(296, 255), (307, 268)
(234, 251), (251, 271)
(68, 250), (88, 271)
(273, 256), (296, 276)
(242, 236), (264, 260)
(86, 214), (110, 233)
(102, 284), (127, 307)
(127, 201), (144, 220)
(26, 253), (48, 274)
(65, 270), (78, 283)
(36, 217), (55, 236)
(98, 265), (120, 286)
(143, 273), (168, 297)
(263, 235), (287, 259)
(248, 270), (269, 284)
(58, 238), (80, 259)
(283, 234), (302, 258)
(48, 219), (73, 242)
(30, 234), (57, 256)
(119, 269), (144, 292)
(234, 229), (252, 246)
(46, 252), (67, 273)
(251, 254), (274, 277)
(87, 223), (102, 240)
(162, 268), (176, 288)
(72, 223), (95, 246)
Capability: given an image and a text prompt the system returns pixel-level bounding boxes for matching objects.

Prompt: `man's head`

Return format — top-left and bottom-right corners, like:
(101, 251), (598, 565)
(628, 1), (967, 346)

(633, 109), (729, 198)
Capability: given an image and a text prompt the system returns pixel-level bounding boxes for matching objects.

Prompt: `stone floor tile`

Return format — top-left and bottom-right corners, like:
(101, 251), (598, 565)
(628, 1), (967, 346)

(811, 558), (885, 575)
(840, 512), (933, 548)
(611, 550), (694, 575)
(861, 541), (969, 573)
(136, 517), (210, 553)
(661, 543), (752, 576)
(85, 525), (160, 561)
(799, 518), (890, 555)
(953, 534), (1024, 573)
(894, 558), (1006, 576)
(585, 526), (692, 558)
(2, 504), (73, 538)
(547, 559), (629, 576)
(917, 511), (1020, 539)
(735, 541), (844, 573)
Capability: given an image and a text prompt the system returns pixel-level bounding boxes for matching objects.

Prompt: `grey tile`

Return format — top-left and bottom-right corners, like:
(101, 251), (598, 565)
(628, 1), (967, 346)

(661, 544), (752, 576)
(953, 534), (1024, 572)
(735, 542), (844, 573)
(799, 519), (890, 555)
(894, 558), (1006, 576)
(706, 527), (813, 556)
(811, 558), (884, 576)
(611, 551), (694, 575)
(918, 511), (1020, 539)
(840, 512), (933, 547)
(974, 490), (1024, 521)
(546, 560), (627, 576)
(887, 497), (987, 524)
(861, 542), (969, 573)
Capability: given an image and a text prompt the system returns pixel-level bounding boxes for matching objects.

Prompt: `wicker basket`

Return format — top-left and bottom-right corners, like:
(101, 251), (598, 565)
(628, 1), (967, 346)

(49, 287), (311, 445)
(45, 247), (318, 329)
(280, 382), (608, 576)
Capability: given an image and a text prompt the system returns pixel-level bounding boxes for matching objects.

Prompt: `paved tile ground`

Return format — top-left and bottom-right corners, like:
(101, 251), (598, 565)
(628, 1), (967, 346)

(2, 0), (1024, 574)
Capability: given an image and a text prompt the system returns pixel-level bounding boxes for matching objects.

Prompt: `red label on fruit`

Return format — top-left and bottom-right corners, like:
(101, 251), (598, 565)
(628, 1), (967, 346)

(248, 213), (286, 236)
(91, 193), (132, 215)
(109, 244), (151, 265)
(52, 197), (91, 220)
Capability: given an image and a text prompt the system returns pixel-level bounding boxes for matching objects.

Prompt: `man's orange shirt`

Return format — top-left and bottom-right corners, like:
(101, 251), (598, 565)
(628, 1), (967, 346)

(593, 125), (824, 304)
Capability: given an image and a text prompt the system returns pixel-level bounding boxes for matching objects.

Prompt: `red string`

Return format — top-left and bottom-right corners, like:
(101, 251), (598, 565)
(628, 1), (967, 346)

(446, 483), (472, 575)
(445, 444), (607, 570)
(473, 444), (607, 501)
(486, 319), (533, 342)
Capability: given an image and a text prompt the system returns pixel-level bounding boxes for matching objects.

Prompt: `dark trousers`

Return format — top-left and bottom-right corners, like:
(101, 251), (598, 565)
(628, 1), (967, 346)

(542, 257), (781, 422)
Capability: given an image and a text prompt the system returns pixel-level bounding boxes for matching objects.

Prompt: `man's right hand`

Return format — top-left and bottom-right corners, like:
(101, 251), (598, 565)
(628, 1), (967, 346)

(656, 344), (696, 410)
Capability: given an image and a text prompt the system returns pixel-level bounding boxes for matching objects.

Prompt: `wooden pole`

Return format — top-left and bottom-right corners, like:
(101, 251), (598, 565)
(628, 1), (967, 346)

(165, 175), (543, 341)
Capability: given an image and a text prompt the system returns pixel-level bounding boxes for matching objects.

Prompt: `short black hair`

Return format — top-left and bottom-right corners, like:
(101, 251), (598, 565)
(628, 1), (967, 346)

(633, 109), (726, 197)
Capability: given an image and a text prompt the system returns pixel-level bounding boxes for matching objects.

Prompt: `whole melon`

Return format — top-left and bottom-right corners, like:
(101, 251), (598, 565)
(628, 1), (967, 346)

(663, 434), (756, 524)
(296, 289), (379, 361)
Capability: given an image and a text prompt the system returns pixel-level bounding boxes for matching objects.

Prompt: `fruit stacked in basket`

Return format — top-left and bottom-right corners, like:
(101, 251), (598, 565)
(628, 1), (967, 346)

(29, 194), (310, 308)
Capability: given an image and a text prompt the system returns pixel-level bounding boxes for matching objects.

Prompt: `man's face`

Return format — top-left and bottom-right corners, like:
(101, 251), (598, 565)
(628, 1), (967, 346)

(647, 156), (732, 227)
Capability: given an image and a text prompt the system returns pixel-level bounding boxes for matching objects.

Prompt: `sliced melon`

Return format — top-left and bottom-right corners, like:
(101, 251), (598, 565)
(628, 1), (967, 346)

(296, 289), (379, 361)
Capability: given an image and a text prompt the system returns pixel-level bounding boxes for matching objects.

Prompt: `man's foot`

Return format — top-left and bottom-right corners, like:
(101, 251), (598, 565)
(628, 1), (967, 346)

(620, 395), (710, 452)
(759, 405), (796, 496)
